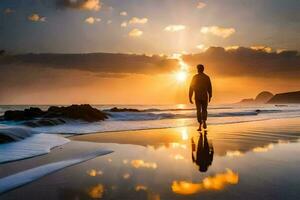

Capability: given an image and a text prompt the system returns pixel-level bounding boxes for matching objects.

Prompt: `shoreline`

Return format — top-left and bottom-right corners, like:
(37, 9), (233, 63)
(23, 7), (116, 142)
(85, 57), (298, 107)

(1, 117), (300, 199)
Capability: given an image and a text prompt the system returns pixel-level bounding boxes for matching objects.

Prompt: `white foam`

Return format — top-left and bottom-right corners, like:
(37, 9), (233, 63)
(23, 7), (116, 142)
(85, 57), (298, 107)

(0, 133), (69, 163)
(0, 149), (113, 194)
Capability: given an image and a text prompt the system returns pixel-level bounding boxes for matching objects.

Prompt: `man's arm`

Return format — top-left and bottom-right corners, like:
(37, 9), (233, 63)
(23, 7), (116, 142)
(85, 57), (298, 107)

(189, 77), (195, 104)
(208, 77), (212, 102)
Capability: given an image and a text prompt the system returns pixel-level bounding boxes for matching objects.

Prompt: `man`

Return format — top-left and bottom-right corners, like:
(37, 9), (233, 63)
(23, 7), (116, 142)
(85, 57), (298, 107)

(189, 64), (212, 131)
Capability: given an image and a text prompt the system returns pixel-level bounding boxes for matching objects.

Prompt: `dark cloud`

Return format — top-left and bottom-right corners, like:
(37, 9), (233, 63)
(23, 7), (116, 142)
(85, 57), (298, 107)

(0, 53), (178, 75)
(183, 47), (300, 78)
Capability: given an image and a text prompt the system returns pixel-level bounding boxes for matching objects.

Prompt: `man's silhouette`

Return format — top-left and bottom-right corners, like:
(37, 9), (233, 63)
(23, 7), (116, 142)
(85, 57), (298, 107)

(189, 64), (212, 131)
(191, 131), (214, 172)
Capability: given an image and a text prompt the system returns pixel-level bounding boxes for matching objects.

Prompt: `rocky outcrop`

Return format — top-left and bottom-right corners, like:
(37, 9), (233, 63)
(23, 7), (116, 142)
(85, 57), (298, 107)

(255, 91), (274, 103)
(107, 107), (141, 112)
(267, 91), (300, 104)
(237, 91), (273, 104)
(238, 98), (255, 104)
(1, 104), (108, 127)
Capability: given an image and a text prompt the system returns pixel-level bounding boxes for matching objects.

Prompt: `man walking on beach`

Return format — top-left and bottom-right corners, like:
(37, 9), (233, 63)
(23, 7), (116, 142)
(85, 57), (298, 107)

(189, 64), (212, 131)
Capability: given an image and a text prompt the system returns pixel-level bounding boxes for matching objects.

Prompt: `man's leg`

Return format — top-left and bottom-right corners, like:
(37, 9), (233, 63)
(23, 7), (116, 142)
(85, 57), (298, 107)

(195, 100), (202, 131)
(201, 100), (208, 129)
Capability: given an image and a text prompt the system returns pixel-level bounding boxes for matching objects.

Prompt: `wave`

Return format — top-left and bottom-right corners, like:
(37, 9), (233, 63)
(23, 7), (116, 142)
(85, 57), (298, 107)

(0, 133), (69, 163)
(107, 109), (289, 121)
(0, 126), (35, 143)
(0, 148), (113, 194)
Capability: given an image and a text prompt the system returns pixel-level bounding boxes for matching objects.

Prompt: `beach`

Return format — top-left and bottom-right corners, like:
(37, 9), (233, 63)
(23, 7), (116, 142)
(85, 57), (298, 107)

(1, 117), (300, 200)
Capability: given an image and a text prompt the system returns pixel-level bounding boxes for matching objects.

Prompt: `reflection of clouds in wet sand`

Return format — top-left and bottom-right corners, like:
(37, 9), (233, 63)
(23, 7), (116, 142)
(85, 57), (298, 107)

(87, 184), (104, 199)
(135, 184), (148, 191)
(123, 173), (131, 179)
(135, 185), (161, 200)
(172, 154), (185, 160)
(252, 144), (274, 153)
(87, 169), (103, 177)
(172, 169), (239, 195)
(226, 150), (244, 157)
(131, 160), (157, 169)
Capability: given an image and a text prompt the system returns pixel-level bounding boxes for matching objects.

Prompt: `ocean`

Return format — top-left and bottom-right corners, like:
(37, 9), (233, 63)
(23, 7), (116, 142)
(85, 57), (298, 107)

(1, 104), (300, 163)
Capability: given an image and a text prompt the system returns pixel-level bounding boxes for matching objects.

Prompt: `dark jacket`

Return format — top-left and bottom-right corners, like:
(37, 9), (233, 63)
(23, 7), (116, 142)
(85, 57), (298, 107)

(189, 73), (212, 101)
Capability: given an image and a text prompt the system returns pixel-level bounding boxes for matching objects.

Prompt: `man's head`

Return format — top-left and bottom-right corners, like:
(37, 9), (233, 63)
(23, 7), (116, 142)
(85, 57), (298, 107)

(197, 64), (204, 73)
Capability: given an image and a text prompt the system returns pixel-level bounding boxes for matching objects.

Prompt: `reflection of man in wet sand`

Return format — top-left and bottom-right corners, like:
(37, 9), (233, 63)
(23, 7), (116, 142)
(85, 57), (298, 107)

(189, 64), (212, 131)
(191, 131), (214, 172)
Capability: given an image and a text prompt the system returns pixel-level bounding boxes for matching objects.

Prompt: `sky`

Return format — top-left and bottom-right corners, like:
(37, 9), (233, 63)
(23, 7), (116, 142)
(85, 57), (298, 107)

(0, 0), (299, 104)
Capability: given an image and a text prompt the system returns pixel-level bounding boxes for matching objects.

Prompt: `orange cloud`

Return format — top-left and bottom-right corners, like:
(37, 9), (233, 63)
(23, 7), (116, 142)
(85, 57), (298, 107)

(129, 28), (143, 37)
(250, 46), (272, 53)
(164, 25), (186, 32)
(28, 14), (46, 22)
(57, 0), (101, 11)
(129, 17), (148, 24)
(197, 2), (207, 9)
(120, 11), (127, 16)
(121, 21), (127, 27)
(172, 169), (239, 195)
(85, 17), (101, 24)
(200, 26), (236, 38)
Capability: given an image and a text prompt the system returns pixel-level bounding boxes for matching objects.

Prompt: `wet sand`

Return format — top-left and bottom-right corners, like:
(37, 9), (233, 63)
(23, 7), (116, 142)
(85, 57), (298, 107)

(1, 118), (300, 200)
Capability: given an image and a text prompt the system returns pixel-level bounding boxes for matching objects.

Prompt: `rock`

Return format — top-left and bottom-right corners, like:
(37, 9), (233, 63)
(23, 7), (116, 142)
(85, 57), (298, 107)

(267, 91), (300, 104)
(255, 91), (273, 103)
(107, 107), (141, 112)
(1, 104), (108, 126)
(4, 107), (44, 121)
(46, 104), (108, 122)
(238, 98), (255, 104)
(237, 91), (273, 104)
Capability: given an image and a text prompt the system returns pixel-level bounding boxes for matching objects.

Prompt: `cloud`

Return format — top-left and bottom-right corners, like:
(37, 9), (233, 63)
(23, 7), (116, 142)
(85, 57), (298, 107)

(85, 17), (101, 24)
(56, 0), (101, 11)
(197, 2), (207, 9)
(121, 21), (127, 27)
(200, 26), (236, 38)
(129, 17), (148, 24)
(196, 44), (207, 51)
(28, 14), (46, 22)
(128, 28), (143, 37)
(3, 8), (15, 14)
(225, 46), (240, 51)
(164, 25), (186, 32)
(250, 46), (272, 53)
(183, 46), (300, 78)
(0, 52), (177, 75)
(120, 11), (127, 16)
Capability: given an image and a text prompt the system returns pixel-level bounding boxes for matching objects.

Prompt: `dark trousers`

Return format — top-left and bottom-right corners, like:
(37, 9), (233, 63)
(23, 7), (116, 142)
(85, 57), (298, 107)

(195, 100), (208, 123)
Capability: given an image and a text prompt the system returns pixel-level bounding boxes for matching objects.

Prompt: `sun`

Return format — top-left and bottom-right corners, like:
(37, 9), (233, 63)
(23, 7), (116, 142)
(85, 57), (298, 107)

(176, 71), (188, 82)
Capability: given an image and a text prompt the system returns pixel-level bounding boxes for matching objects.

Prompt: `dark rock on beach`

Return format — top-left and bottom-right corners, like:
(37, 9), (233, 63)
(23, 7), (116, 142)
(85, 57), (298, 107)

(107, 107), (141, 112)
(1, 104), (108, 127)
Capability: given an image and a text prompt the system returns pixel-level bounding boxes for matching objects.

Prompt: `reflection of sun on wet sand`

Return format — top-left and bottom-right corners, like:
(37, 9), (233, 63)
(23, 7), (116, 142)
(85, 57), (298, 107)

(72, 118), (300, 157)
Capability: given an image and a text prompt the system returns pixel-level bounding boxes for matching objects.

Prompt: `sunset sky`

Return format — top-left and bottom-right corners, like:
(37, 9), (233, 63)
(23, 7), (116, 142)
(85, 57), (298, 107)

(0, 0), (299, 104)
